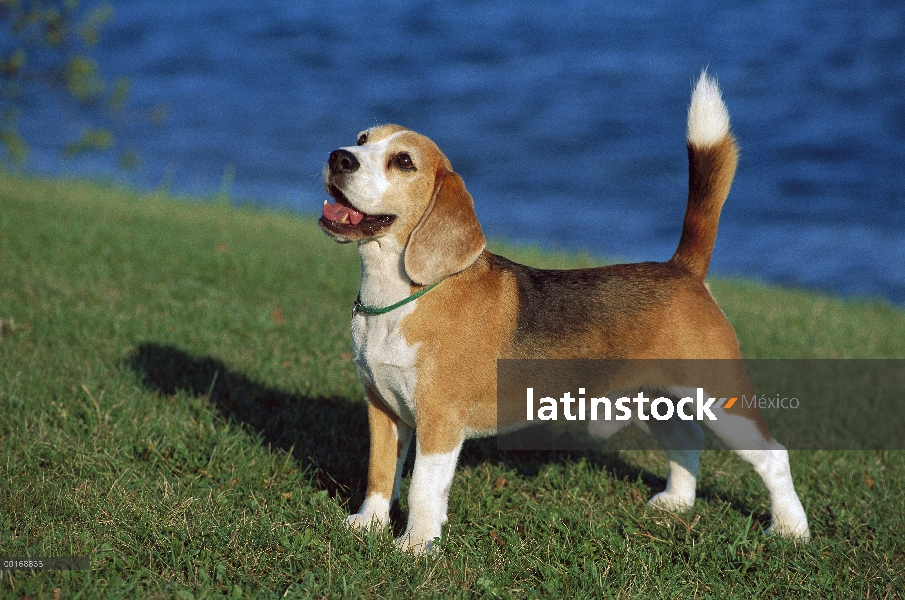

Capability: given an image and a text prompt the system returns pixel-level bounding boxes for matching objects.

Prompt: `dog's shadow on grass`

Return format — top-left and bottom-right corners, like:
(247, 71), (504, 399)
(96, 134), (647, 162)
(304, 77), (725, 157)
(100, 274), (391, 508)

(127, 342), (766, 529)
(127, 342), (371, 503)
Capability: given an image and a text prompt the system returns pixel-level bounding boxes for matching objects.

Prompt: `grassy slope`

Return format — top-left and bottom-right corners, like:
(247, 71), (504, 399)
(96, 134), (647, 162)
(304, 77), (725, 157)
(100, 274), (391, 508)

(0, 174), (902, 598)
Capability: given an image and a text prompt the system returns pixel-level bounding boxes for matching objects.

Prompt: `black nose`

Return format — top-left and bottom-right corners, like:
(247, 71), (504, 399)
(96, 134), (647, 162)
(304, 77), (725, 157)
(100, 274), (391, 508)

(328, 149), (360, 174)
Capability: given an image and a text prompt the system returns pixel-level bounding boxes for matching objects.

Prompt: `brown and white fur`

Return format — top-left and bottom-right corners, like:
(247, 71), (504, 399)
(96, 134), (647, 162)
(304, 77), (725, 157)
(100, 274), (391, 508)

(318, 72), (810, 553)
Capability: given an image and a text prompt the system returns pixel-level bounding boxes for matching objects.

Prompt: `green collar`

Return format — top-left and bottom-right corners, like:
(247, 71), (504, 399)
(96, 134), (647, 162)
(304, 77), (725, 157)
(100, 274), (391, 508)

(353, 280), (444, 316)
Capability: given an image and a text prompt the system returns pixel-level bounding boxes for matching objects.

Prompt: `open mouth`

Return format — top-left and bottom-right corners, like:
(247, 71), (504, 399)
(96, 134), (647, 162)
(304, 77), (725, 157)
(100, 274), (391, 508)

(319, 186), (396, 238)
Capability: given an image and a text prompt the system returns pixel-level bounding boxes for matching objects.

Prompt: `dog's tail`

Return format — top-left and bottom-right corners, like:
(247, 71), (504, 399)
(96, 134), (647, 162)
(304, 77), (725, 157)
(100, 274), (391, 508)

(669, 71), (739, 280)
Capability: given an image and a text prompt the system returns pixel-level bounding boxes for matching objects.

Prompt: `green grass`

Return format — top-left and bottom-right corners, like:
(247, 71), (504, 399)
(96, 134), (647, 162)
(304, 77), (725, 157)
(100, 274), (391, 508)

(1, 173), (903, 598)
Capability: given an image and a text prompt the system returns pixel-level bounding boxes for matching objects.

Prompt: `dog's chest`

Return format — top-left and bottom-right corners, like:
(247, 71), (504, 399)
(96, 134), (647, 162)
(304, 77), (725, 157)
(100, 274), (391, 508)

(351, 305), (419, 426)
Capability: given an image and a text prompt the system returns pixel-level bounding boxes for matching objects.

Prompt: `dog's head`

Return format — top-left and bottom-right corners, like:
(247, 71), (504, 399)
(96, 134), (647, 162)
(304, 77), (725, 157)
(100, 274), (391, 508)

(320, 124), (485, 285)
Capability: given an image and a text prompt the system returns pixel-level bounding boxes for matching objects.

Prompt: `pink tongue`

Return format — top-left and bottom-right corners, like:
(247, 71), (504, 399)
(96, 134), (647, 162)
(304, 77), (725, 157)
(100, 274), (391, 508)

(322, 200), (364, 225)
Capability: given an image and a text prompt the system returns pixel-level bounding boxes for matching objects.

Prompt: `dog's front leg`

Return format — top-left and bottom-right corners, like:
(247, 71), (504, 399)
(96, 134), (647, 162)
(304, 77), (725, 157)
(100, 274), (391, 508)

(396, 429), (464, 555)
(346, 388), (413, 531)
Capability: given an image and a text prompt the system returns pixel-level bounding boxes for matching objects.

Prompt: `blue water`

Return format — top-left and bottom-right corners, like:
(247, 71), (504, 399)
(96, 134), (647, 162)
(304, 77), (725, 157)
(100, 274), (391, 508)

(15, 1), (905, 303)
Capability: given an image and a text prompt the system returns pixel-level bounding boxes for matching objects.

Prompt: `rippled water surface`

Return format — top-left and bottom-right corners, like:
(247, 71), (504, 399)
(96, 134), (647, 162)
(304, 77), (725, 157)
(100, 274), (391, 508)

(17, 1), (905, 303)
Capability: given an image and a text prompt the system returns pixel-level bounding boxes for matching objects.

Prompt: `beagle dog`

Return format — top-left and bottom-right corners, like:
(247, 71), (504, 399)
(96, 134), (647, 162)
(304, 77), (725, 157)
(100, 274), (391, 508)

(319, 73), (810, 553)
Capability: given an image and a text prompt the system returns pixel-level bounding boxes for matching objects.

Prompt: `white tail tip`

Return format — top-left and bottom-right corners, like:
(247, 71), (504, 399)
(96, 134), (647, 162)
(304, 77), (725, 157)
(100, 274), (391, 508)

(686, 70), (730, 148)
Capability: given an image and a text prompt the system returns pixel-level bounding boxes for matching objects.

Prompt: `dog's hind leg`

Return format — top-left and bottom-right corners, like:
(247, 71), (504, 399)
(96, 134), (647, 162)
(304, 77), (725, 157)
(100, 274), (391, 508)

(637, 412), (705, 511)
(650, 446), (700, 511)
(704, 399), (810, 540)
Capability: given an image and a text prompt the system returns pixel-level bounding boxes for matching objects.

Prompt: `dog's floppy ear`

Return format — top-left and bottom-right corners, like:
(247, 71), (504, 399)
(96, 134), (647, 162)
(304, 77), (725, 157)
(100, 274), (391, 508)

(404, 168), (486, 286)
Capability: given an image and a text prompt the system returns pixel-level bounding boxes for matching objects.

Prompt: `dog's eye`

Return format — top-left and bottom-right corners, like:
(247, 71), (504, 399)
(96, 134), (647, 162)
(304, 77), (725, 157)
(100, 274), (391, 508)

(394, 153), (415, 170)
(357, 133), (368, 146)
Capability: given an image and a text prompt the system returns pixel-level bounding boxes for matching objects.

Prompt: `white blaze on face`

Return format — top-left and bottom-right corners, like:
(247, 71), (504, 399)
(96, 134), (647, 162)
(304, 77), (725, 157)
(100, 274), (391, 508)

(337, 130), (408, 214)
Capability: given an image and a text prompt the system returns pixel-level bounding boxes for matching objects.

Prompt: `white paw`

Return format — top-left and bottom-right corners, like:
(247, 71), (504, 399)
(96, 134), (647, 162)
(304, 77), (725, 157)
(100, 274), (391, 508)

(647, 490), (696, 512)
(344, 511), (389, 531)
(395, 530), (440, 555)
(765, 519), (811, 541)
(345, 494), (391, 532)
